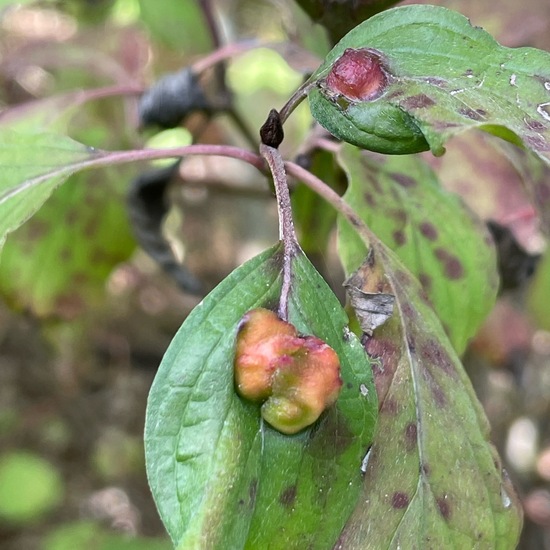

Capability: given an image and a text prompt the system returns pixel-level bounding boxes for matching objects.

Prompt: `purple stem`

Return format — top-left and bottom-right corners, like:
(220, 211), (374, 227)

(260, 144), (298, 321)
(279, 78), (319, 124)
(285, 160), (374, 244)
(0, 145), (265, 205)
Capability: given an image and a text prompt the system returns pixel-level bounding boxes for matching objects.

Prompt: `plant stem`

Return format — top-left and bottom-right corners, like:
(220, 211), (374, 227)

(191, 40), (261, 75)
(279, 78), (318, 124)
(260, 144), (298, 321)
(0, 84), (144, 125)
(0, 145), (265, 206)
(198, 0), (226, 92)
(4, 139), (371, 266)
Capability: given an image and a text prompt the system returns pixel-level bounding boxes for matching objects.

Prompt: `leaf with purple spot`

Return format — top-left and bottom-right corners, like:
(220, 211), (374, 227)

(308, 5), (550, 162)
(337, 144), (498, 353)
(338, 243), (522, 548)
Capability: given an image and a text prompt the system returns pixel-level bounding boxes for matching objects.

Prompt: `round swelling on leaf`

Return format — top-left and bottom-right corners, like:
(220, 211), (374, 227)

(311, 46), (429, 154)
(234, 308), (299, 401)
(234, 308), (343, 434)
(324, 48), (388, 102)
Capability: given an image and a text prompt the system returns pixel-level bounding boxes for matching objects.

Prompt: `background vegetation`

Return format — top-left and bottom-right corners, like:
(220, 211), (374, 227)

(1, 0), (550, 548)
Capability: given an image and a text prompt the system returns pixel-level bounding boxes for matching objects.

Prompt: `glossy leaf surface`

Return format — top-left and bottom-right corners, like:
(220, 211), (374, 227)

(308, 5), (550, 159)
(145, 245), (377, 549)
(337, 144), (498, 353)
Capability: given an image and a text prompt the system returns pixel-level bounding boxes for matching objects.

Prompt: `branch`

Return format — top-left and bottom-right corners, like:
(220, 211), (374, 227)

(260, 144), (298, 321)
(285, 159), (374, 245)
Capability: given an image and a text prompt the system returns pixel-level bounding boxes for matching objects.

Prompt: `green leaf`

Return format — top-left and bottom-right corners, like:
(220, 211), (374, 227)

(340, 244), (522, 548)
(0, 130), (99, 253)
(308, 5), (550, 160)
(337, 144), (498, 353)
(145, 245), (377, 549)
(0, 169), (135, 317)
(292, 148), (340, 255)
(138, 0), (212, 53)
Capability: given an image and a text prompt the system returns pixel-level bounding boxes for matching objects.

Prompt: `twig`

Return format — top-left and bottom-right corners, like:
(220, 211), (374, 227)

(198, 0), (226, 93)
(279, 78), (319, 124)
(285, 160), (374, 245)
(191, 40), (261, 75)
(260, 144), (298, 321)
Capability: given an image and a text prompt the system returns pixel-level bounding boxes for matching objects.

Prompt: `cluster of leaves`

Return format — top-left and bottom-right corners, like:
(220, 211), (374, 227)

(2, 0), (550, 548)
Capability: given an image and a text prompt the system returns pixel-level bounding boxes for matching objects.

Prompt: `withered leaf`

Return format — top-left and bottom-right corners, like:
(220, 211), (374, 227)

(344, 249), (395, 336)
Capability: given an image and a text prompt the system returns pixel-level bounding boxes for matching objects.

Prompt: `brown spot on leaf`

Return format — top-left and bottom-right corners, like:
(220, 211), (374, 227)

(525, 118), (545, 131)
(84, 219), (99, 237)
(421, 463), (431, 476)
(392, 492), (410, 509)
(26, 220), (49, 240)
(394, 270), (410, 287)
(405, 422), (417, 451)
(365, 338), (399, 401)
(431, 121), (461, 132)
(418, 273), (432, 291)
(389, 209), (407, 223)
(524, 135), (550, 151)
(390, 172), (416, 188)
(424, 77), (447, 87)
(400, 301), (417, 322)
(420, 338), (456, 378)
(364, 192), (376, 206)
(393, 230), (406, 246)
(249, 479), (258, 507)
(437, 496), (451, 520)
(325, 48), (388, 102)
(279, 485), (297, 508)
(407, 335), (416, 354)
(307, 408), (355, 458)
(422, 367), (447, 407)
(419, 221), (438, 241)
(386, 89), (405, 100)
(65, 209), (79, 225)
(381, 397), (399, 414)
(402, 94), (435, 109)
(418, 288), (433, 309)
(434, 248), (464, 279)
(431, 383), (447, 408)
(458, 107), (484, 121)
